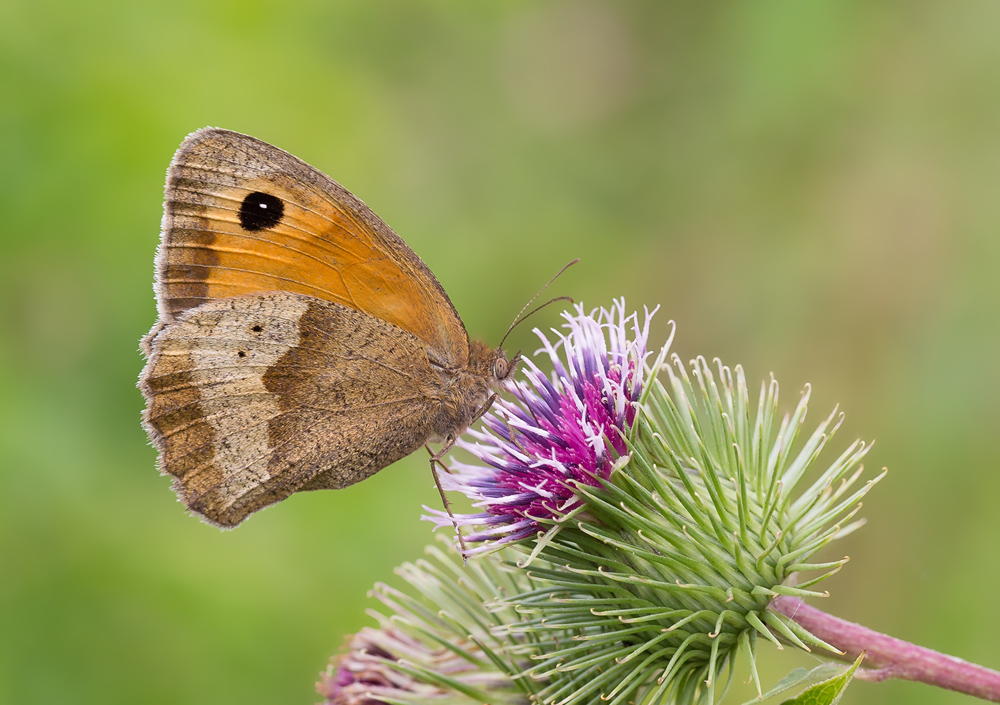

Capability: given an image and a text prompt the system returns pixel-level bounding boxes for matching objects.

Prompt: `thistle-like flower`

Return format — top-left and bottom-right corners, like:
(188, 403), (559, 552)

(419, 300), (883, 703)
(318, 628), (413, 705)
(424, 300), (662, 553)
(325, 302), (1000, 704)
(318, 624), (516, 705)
(317, 540), (535, 705)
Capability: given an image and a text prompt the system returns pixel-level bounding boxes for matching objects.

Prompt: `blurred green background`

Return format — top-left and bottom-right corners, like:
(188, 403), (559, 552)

(2, 1), (999, 703)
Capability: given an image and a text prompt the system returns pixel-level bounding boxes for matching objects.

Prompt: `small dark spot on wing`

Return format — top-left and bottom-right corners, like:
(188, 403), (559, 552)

(239, 192), (284, 231)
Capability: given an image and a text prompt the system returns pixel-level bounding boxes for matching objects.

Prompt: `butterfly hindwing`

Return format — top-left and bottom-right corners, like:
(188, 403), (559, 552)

(140, 293), (442, 527)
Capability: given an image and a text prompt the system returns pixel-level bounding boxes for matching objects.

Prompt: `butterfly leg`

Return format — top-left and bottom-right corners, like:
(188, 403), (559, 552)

(502, 414), (529, 456)
(424, 394), (499, 561)
(470, 393), (498, 425)
(426, 442), (470, 559)
(491, 385), (531, 455)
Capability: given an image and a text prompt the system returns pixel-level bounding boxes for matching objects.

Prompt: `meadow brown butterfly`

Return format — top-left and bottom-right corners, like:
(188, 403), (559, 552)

(139, 128), (517, 528)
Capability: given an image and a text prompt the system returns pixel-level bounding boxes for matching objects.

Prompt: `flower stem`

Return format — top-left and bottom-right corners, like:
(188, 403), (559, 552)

(770, 596), (1000, 702)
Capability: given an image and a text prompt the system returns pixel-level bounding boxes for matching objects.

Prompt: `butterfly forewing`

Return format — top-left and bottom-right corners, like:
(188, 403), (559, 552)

(157, 127), (468, 368)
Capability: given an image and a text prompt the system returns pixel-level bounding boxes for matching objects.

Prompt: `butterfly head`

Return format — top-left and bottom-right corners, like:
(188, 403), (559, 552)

(469, 341), (517, 389)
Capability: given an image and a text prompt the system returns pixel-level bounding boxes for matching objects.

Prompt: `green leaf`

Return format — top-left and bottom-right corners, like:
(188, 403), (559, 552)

(780, 653), (865, 705)
(738, 662), (845, 705)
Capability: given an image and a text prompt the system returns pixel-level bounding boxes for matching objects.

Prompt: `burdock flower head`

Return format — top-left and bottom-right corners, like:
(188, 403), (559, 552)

(326, 300), (1000, 704)
(418, 299), (884, 703)
(317, 541), (530, 705)
(424, 299), (666, 553)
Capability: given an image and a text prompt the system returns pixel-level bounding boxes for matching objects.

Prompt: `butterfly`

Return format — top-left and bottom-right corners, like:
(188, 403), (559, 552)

(139, 128), (516, 528)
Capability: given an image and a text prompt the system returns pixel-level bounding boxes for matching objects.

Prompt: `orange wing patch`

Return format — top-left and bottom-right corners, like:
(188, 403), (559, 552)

(155, 128), (468, 368)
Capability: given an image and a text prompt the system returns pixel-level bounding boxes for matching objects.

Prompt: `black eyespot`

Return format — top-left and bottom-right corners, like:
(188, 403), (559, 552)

(251, 324), (262, 333)
(239, 191), (284, 231)
(237, 351), (246, 358)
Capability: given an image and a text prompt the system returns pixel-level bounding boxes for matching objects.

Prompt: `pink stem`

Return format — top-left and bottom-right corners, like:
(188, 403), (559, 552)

(769, 597), (1000, 702)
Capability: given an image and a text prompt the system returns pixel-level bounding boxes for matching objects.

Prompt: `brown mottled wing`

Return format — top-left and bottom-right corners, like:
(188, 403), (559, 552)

(140, 293), (443, 527)
(156, 127), (467, 368)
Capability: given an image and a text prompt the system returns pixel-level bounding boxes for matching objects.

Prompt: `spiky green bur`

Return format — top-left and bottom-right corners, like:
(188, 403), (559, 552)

(319, 539), (532, 705)
(321, 539), (645, 705)
(330, 300), (885, 705)
(493, 355), (884, 704)
(324, 356), (883, 705)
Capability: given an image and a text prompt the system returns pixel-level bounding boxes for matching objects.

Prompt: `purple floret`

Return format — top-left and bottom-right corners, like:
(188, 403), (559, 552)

(423, 300), (664, 555)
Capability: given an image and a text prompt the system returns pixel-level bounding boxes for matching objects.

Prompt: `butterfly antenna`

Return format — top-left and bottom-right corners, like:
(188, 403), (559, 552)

(499, 258), (579, 349)
(500, 296), (574, 350)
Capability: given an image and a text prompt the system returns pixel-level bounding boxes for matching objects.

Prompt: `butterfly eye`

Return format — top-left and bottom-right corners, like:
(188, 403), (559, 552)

(493, 358), (509, 379)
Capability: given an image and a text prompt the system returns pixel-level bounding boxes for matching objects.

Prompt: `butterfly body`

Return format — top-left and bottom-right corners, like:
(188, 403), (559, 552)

(140, 128), (510, 527)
